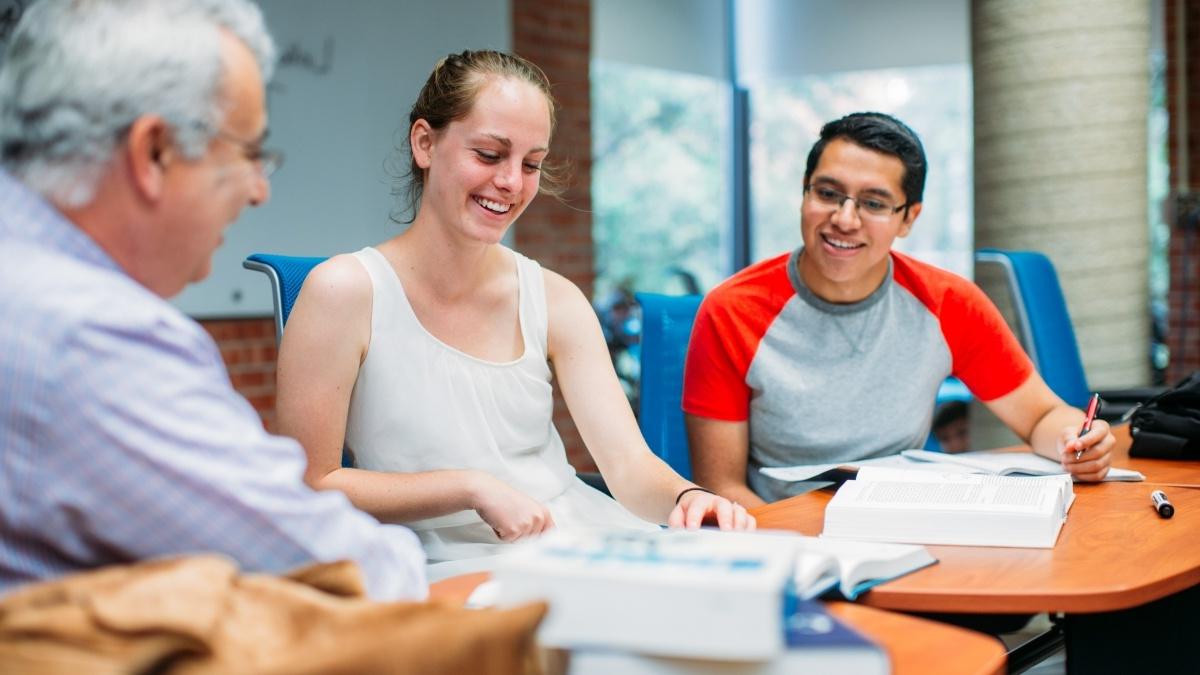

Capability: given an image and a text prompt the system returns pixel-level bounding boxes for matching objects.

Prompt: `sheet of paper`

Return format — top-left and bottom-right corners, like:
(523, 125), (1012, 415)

(760, 462), (846, 482)
(760, 453), (973, 482)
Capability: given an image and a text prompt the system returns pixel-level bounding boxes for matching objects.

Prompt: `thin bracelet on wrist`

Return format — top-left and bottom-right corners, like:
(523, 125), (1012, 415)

(675, 486), (715, 505)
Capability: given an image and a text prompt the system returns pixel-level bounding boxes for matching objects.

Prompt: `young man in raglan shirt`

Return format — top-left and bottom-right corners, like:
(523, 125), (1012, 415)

(683, 112), (1114, 507)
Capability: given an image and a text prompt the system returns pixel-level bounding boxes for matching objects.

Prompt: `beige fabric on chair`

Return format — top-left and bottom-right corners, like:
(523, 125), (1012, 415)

(0, 555), (547, 675)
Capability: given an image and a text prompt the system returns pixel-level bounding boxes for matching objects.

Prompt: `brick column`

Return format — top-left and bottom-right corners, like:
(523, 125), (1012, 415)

(1166, 0), (1200, 382)
(512, 0), (597, 472)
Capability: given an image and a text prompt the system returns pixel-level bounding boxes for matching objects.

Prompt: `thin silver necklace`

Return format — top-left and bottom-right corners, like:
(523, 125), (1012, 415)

(796, 251), (879, 355)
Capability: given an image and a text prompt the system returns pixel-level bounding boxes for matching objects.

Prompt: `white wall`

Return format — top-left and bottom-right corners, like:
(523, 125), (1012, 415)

(736, 0), (969, 83)
(593, 0), (969, 83)
(592, 0), (729, 79)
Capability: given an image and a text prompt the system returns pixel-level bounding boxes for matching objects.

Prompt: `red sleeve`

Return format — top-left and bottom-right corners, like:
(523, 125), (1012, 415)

(941, 279), (1034, 401)
(683, 255), (792, 421)
(893, 252), (1034, 402)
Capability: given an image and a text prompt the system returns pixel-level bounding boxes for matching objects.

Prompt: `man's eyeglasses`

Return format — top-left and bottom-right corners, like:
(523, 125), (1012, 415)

(214, 130), (284, 178)
(804, 184), (909, 220)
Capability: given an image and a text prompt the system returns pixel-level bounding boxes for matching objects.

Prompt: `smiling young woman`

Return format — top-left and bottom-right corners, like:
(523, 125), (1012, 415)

(274, 50), (754, 581)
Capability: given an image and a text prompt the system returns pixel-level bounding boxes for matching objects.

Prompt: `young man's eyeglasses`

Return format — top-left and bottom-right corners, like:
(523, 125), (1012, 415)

(215, 130), (284, 178)
(804, 184), (910, 220)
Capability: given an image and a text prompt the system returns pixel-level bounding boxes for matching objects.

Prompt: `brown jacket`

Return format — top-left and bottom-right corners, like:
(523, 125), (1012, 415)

(0, 555), (547, 674)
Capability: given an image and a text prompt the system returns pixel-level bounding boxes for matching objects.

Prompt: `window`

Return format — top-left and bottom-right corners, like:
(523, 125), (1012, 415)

(1148, 46), (1169, 381)
(592, 61), (731, 301)
(591, 60), (731, 402)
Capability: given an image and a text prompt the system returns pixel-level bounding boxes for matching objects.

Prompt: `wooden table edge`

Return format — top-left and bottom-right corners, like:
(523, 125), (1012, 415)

(828, 601), (1006, 675)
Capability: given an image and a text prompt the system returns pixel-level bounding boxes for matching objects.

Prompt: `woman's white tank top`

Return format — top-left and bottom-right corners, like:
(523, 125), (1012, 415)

(344, 246), (652, 578)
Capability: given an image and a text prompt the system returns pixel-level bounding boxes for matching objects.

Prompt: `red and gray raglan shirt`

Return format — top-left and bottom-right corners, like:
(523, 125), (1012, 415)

(683, 247), (1035, 502)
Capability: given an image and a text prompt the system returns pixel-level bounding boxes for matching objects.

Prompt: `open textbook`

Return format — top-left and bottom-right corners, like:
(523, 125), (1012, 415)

(823, 466), (1074, 548)
(790, 535), (936, 600)
(761, 448), (1144, 483)
(490, 528), (933, 660)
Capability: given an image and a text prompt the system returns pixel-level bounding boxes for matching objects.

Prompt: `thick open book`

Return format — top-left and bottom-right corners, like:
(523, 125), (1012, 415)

(823, 467), (1074, 548)
(566, 599), (888, 675)
(490, 527), (931, 660)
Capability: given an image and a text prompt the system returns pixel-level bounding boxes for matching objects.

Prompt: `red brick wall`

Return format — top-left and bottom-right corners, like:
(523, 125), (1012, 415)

(200, 318), (278, 429)
(513, 0), (598, 472)
(1166, 0), (1200, 382)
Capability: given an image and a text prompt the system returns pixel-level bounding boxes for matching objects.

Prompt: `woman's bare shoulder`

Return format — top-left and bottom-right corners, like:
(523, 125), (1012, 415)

(540, 265), (588, 307)
(300, 252), (374, 310)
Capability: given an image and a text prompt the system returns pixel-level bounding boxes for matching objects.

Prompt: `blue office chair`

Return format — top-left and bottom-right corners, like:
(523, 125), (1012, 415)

(242, 253), (329, 347)
(974, 249), (1091, 408)
(974, 249), (1162, 419)
(635, 293), (703, 479)
(243, 253), (352, 466)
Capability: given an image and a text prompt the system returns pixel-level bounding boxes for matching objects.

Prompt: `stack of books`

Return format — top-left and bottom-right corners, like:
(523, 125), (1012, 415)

(491, 528), (907, 673)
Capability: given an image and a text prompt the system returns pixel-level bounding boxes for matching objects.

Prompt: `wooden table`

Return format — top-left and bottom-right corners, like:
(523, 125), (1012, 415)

(430, 573), (1007, 675)
(751, 455), (1200, 672)
(1127, 456), (1200, 487)
(754, 480), (1200, 614)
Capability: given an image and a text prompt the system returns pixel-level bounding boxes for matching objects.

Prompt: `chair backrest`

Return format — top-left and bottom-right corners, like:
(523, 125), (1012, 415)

(242, 253), (328, 346)
(244, 253), (354, 468)
(635, 292), (703, 479)
(975, 249), (1090, 408)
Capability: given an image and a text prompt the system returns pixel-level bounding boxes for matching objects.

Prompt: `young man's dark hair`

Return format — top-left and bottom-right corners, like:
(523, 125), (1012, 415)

(803, 112), (928, 211)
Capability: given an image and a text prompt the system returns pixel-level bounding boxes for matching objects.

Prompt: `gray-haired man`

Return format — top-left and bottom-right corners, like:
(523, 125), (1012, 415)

(0, 0), (426, 600)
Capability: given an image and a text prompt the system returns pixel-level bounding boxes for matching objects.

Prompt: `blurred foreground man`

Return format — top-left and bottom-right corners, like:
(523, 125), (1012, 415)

(0, 0), (425, 600)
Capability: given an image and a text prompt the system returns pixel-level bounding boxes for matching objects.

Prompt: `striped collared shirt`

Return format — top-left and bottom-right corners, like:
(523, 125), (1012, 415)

(0, 170), (426, 600)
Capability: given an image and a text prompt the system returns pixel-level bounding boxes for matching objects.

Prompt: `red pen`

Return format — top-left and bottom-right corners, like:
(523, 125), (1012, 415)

(1074, 393), (1101, 460)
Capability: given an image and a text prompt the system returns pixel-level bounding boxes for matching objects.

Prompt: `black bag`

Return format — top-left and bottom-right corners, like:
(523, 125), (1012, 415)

(1129, 371), (1200, 459)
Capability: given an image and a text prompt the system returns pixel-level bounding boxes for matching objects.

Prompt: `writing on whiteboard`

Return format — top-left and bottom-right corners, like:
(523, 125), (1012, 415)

(279, 37), (333, 76)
